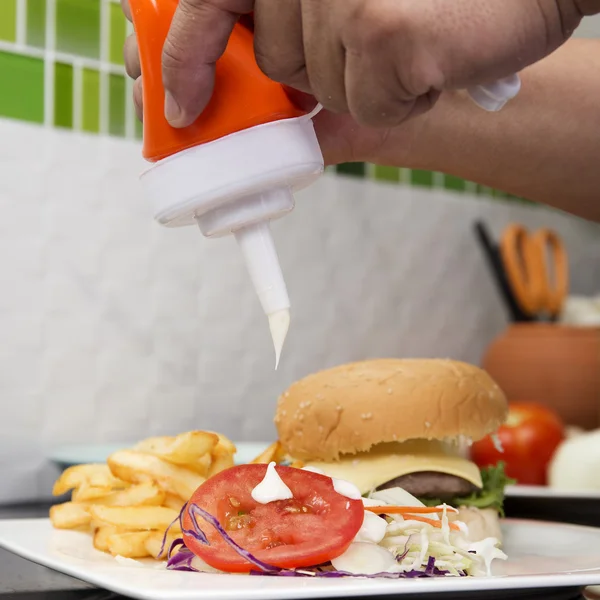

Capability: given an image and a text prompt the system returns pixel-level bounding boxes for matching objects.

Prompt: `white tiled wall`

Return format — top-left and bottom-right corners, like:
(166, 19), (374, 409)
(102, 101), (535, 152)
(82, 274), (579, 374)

(0, 118), (599, 503)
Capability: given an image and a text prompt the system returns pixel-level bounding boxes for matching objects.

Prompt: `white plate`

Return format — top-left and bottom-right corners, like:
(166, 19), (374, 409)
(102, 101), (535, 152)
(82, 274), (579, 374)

(49, 442), (270, 469)
(1, 519), (600, 599)
(505, 484), (600, 500)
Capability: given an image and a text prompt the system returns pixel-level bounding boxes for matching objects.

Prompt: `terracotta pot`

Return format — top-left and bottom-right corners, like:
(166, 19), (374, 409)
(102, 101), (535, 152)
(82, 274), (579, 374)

(482, 324), (600, 429)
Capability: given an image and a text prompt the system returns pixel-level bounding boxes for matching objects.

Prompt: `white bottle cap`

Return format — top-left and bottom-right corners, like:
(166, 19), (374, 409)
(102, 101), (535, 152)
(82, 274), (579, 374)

(467, 73), (521, 112)
(138, 112), (323, 364)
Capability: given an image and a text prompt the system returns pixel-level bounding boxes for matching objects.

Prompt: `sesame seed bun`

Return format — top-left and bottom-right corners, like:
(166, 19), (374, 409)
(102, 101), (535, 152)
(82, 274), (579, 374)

(274, 359), (508, 461)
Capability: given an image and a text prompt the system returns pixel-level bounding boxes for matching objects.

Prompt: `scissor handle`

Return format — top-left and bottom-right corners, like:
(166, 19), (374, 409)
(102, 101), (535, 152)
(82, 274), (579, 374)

(500, 224), (569, 318)
(500, 224), (545, 316)
(530, 228), (569, 317)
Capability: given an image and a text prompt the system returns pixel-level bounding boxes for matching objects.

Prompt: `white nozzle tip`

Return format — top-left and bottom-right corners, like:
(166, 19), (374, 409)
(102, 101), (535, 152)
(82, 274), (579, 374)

(268, 309), (290, 370)
(467, 74), (521, 112)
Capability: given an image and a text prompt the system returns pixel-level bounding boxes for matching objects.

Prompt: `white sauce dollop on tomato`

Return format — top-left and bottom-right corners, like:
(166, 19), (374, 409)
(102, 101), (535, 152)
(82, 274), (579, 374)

(332, 477), (362, 500)
(251, 461), (293, 504)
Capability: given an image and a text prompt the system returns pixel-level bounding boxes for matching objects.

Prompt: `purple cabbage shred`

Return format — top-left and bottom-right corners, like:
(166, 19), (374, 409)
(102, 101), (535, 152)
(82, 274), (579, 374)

(164, 502), (464, 579)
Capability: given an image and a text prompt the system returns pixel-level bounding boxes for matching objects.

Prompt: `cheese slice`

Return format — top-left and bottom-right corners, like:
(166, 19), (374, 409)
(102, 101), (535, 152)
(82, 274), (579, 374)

(303, 440), (482, 495)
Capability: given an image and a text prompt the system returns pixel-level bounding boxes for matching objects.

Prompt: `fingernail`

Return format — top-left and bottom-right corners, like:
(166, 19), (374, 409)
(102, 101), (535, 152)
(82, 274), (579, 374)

(164, 91), (182, 124)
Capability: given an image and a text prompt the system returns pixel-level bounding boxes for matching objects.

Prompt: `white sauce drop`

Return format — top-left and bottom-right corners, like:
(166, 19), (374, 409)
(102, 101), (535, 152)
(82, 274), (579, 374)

(353, 511), (388, 544)
(491, 433), (504, 453)
(332, 477), (362, 500)
(331, 542), (397, 575)
(268, 309), (290, 370)
(468, 537), (507, 576)
(251, 461), (293, 504)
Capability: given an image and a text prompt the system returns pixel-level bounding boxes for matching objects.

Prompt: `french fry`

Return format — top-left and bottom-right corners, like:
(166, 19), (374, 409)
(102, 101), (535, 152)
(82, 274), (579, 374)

(145, 531), (179, 559)
(210, 433), (237, 456)
(108, 450), (205, 500)
(89, 505), (182, 532)
(186, 453), (211, 477)
(93, 525), (119, 552)
(250, 441), (286, 465)
(53, 464), (126, 497)
(133, 431), (218, 466)
(88, 482), (166, 508)
(163, 492), (186, 512)
(107, 531), (152, 558)
(50, 502), (91, 529)
(208, 452), (234, 478)
(72, 481), (117, 503)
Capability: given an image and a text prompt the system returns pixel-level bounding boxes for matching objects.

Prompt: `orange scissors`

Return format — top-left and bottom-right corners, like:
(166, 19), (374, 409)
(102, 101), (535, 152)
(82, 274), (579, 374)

(500, 224), (569, 320)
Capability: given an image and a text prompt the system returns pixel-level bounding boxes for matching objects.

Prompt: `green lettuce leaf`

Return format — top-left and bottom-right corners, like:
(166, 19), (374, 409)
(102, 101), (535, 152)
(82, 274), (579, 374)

(419, 462), (515, 517)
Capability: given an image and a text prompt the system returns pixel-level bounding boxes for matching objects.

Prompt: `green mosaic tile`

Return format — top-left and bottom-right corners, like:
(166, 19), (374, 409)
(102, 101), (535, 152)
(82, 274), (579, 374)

(109, 1), (126, 65)
(82, 67), (100, 133)
(54, 62), (73, 128)
(336, 162), (366, 177)
(444, 174), (467, 192)
(26, 0), (46, 48)
(0, 51), (44, 123)
(373, 165), (401, 183)
(410, 169), (434, 187)
(109, 73), (126, 136)
(0, 0), (17, 42)
(56, 0), (100, 59)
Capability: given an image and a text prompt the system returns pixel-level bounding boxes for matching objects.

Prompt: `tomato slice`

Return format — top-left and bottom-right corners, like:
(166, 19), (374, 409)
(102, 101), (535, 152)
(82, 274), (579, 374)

(182, 464), (364, 572)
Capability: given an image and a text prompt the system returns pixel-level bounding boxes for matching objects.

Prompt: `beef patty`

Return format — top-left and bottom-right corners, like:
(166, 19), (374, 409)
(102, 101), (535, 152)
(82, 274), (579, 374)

(377, 471), (479, 499)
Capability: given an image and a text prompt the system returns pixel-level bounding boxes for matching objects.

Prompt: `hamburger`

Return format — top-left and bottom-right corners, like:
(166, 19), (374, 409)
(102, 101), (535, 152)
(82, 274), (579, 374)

(274, 358), (512, 542)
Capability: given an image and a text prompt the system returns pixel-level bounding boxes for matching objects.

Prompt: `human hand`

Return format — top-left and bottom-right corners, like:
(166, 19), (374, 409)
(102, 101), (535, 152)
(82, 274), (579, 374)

(121, 0), (598, 165)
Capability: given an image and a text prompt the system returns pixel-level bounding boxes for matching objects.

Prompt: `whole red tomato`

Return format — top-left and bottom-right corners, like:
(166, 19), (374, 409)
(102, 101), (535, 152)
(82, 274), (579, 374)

(471, 401), (565, 486)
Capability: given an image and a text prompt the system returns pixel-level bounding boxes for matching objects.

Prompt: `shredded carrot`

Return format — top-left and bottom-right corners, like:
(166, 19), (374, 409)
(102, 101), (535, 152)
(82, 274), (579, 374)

(365, 506), (458, 515)
(406, 514), (460, 532)
(364, 506), (461, 532)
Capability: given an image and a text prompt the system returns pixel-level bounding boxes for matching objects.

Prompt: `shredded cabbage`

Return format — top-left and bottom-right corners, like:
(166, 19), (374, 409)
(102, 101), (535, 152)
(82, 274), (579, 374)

(160, 486), (506, 579)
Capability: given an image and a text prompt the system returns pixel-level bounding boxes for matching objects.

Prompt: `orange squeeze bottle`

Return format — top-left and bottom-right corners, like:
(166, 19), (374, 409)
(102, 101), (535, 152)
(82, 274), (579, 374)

(129, 1), (324, 368)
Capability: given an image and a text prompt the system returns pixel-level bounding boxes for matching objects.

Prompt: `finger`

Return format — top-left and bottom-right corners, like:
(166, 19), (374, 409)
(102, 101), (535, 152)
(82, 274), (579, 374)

(345, 49), (440, 127)
(253, 0), (309, 93)
(162, 0), (253, 128)
(120, 0), (131, 22)
(124, 34), (141, 80)
(300, 0), (348, 113)
(133, 76), (143, 122)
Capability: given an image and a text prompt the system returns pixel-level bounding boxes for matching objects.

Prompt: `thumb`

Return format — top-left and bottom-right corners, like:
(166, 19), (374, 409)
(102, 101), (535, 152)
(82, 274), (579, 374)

(162, 0), (253, 128)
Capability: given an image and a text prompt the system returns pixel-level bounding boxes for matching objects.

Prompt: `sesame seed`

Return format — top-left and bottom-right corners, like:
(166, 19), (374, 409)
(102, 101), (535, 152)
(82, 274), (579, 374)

(298, 414), (304, 421)
(360, 412), (373, 420)
(387, 388), (393, 394)
(392, 434), (398, 440)
(352, 459), (360, 466)
(336, 405), (342, 411)
(316, 394), (324, 400)
(425, 421), (431, 428)
(284, 392), (290, 398)
(318, 425), (324, 433)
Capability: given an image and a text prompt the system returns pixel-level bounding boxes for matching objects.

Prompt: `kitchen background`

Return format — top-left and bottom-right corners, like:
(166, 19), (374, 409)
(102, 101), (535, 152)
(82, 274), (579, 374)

(0, 0), (599, 503)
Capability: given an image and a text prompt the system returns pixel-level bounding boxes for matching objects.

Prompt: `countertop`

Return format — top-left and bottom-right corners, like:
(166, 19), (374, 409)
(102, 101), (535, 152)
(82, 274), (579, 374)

(0, 503), (123, 599)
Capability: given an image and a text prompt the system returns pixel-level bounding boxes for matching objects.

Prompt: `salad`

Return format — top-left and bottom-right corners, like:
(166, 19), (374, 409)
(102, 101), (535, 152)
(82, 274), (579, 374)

(162, 462), (507, 578)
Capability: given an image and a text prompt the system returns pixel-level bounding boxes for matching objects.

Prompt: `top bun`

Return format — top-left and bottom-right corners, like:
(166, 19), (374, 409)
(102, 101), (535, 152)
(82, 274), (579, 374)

(275, 359), (507, 461)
